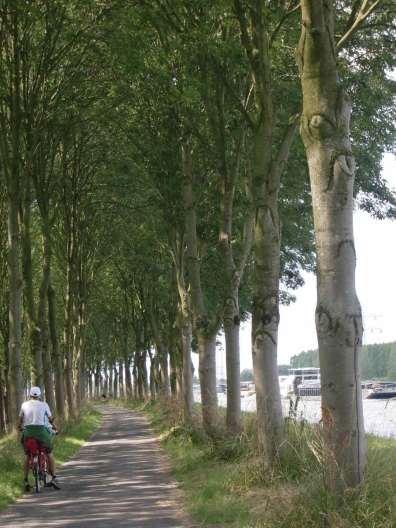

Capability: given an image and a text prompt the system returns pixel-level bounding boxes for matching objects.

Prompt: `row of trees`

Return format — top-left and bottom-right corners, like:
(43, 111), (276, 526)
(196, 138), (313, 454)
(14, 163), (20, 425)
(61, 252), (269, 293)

(291, 341), (396, 380)
(0, 0), (394, 493)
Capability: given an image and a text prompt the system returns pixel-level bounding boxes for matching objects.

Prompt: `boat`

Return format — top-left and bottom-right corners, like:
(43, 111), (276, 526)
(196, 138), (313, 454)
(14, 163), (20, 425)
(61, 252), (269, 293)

(366, 382), (396, 399)
(279, 367), (321, 397)
(240, 381), (255, 397)
(297, 379), (321, 397)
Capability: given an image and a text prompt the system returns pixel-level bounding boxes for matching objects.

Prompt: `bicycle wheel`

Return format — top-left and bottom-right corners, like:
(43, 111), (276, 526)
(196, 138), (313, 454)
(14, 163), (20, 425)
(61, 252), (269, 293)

(38, 452), (47, 489)
(33, 462), (40, 493)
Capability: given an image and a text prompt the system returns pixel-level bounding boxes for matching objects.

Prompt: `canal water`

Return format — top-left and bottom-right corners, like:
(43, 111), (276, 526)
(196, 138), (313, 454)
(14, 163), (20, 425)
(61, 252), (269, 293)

(199, 392), (396, 438)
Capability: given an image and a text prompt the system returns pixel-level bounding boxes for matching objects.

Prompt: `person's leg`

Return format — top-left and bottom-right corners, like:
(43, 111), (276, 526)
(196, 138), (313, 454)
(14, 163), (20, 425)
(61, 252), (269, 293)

(47, 452), (60, 489)
(24, 455), (29, 480)
(23, 454), (32, 491)
(47, 453), (56, 476)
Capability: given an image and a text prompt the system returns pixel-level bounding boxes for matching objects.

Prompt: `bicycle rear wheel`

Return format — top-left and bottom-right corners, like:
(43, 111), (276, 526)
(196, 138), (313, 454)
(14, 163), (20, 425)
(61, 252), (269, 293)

(33, 463), (40, 493)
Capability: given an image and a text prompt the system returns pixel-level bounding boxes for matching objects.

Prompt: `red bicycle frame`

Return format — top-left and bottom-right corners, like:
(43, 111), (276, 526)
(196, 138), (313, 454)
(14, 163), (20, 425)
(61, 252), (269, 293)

(24, 437), (49, 492)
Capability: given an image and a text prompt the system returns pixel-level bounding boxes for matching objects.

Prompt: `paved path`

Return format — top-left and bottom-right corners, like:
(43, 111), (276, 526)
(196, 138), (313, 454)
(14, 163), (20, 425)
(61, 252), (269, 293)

(0, 405), (193, 528)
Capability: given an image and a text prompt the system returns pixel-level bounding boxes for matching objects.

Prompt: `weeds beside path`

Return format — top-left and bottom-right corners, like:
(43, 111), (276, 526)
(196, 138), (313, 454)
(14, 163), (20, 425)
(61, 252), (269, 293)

(126, 399), (396, 528)
(0, 406), (102, 512)
(0, 404), (193, 528)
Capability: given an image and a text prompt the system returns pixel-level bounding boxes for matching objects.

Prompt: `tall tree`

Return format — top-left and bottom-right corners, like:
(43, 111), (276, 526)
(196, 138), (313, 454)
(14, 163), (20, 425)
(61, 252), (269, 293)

(297, 0), (368, 489)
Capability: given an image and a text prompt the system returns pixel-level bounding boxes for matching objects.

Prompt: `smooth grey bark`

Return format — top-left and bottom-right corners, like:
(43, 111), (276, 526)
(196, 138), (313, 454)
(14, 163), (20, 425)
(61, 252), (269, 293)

(109, 366), (114, 397)
(64, 257), (76, 418)
(298, 0), (366, 489)
(136, 350), (148, 400)
(48, 282), (65, 420)
(118, 361), (125, 399)
(148, 309), (171, 398)
(0, 5), (24, 429)
(219, 162), (253, 434)
(132, 363), (139, 399)
(0, 368), (6, 434)
(197, 332), (218, 432)
(148, 350), (157, 399)
(251, 122), (284, 460)
(203, 70), (253, 434)
(73, 293), (84, 410)
(113, 365), (118, 399)
(182, 142), (218, 434)
(7, 195), (24, 427)
(94, 365), (101, 399)
(125, 357), (133, 398)
(39, 231), (55, 411)
(234, 1), (282, 463)
(234, 0), (299, 463)
(22, 188), (44, 390)
(88, 372), (93, 400)
(181, 318), (193, 421)
(172, 233), (194, 423)
(169, 352), (178, 397)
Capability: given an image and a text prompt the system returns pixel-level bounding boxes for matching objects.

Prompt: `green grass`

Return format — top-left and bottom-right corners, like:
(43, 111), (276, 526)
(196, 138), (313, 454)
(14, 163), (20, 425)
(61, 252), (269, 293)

(123, 399), (396, 528)
(0, 406), (102, 511)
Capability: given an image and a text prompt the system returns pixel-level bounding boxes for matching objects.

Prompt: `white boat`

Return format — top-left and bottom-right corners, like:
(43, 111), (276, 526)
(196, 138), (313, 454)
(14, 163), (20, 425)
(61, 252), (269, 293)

(279, 367), (321, 397)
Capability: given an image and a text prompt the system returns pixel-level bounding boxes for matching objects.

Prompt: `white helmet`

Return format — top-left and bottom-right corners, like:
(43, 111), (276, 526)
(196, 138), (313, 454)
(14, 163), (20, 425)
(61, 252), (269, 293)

(30, 386), (41, 398)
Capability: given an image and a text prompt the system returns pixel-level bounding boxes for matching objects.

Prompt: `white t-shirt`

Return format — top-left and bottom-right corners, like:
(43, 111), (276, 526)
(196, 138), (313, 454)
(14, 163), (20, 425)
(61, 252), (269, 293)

(19, 400), (52, 426)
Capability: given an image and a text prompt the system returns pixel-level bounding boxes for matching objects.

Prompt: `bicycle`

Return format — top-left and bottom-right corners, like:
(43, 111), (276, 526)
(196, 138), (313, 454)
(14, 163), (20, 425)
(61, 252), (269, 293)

(24, 437), (49, 493)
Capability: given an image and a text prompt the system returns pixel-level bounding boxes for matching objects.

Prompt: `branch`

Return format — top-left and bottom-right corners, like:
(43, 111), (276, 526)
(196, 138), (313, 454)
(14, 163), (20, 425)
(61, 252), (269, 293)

(270, 3), (301, 48)
(269, 113), (299, 190)
(210, 56), (255, 129)
(337, 0), (381, 50)
(237, 210), (254, 281)
(233, 0), (255, 66)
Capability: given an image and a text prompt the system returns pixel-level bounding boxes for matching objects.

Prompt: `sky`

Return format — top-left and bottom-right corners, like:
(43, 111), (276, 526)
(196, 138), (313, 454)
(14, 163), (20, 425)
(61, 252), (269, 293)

(210, 153), (396, 378)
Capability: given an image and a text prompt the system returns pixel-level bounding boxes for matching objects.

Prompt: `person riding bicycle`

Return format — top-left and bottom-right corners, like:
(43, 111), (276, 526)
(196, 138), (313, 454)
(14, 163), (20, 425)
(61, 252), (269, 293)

(18, 386), (60, 491)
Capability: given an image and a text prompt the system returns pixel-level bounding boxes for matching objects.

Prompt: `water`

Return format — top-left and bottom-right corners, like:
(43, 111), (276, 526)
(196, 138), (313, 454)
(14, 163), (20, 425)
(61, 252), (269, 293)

(195, 390), (396, 438)
(238, 394), (396, 438)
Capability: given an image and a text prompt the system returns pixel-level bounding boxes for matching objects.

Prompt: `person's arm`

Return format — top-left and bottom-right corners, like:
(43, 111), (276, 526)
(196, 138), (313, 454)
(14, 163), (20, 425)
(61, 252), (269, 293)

(18, 408), (24, 431)
(45, 403), (57, 431)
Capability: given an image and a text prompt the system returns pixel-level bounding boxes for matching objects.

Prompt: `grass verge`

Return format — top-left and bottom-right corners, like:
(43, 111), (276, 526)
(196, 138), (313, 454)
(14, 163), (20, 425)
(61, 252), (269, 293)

(121, 399), (396, 528)
(0, 405), (102, 511)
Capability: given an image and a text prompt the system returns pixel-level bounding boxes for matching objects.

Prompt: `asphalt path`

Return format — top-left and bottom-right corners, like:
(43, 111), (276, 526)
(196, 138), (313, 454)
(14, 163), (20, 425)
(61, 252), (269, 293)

(0, 405), (194, 528)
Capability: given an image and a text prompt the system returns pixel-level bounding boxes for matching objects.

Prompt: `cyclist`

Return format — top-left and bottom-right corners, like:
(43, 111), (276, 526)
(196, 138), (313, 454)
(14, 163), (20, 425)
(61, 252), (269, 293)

(18, 386), (60, 491)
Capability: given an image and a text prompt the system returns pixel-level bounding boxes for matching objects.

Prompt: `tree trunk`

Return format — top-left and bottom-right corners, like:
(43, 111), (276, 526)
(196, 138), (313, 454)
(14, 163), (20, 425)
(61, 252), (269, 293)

(132, 363), (138, 399)
(251, 183), (283, 462)
(39, 231), (55, 411)
(119, 361), (124, 399)
(0, 368), (6, 434)
(125, 356), (132, 399)
(224, 293), (241, 432)
(298, 0), (366, 489)
(64, 258), (75, 418)
(48, 283), (65, 420)
(182, 141), (218, 434)
(197, 332), (218, 435)
(169, 352), (178, 397)
(159, 348), (170, 398)
(233, 0), (301, 465)
(7, 195), (24, 427)
(141, 352), (149, 398)
(113, 365), (118, 399)
(95, 366), (101, 399)
(22, 182), (43, 390)
(149, 310), (171, 398)
(86, 371), (92, 400)
(172, 233), (194, 422)
(181, 319), (194, 422)
(148, 350), (157, 400)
